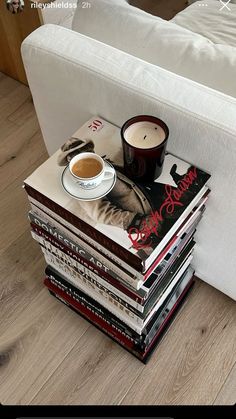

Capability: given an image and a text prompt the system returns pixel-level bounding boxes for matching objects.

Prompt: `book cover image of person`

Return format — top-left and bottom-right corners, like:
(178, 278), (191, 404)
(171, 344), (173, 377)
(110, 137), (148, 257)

(6, 0), (24, 14)
(57, 137), (207, 258)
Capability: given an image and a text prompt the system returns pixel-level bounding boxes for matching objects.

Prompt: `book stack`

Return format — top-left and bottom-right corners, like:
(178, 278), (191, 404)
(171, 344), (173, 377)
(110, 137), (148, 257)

(24, 116), (211, 363)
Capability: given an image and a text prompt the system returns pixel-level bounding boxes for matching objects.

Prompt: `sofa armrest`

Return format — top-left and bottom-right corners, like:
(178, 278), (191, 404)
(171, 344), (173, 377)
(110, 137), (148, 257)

(71, 0), (236, 97)
(21, 24), (236, 300)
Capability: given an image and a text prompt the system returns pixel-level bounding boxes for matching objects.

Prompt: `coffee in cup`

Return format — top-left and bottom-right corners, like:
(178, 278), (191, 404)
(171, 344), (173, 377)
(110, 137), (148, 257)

(71, 157), (102, 178)
(69, 152), (115, 189)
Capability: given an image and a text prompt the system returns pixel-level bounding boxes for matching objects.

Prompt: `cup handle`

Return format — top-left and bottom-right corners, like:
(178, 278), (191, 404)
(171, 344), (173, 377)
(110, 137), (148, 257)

(104, 166), (115, 180)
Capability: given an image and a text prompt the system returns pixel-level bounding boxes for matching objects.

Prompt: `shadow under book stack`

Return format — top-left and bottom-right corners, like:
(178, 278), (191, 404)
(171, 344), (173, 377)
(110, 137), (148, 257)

(24, 116), (211, 363)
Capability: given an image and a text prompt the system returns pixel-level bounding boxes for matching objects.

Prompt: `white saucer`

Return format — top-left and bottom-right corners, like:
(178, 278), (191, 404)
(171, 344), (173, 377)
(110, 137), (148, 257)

(61, 160), (117, 201)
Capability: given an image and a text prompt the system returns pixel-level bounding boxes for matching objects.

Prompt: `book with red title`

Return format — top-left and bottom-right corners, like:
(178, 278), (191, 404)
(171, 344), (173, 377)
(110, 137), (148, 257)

(28, 196), (206, 290)
(44, 266), (195, 362)
(32, 226), (194, 318)
(24, 116), (211, 279)
(29, 205), (200, 306)
(41, 241), (193, 334)
(44, 263), (194, 348)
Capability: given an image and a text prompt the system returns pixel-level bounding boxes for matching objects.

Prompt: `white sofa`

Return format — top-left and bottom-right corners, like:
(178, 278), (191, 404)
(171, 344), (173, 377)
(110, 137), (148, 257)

(40, 0), (236, 97)
(39, 0), (77, 28)
(21, 2), (236, 301)
(71, 0), (236, 97)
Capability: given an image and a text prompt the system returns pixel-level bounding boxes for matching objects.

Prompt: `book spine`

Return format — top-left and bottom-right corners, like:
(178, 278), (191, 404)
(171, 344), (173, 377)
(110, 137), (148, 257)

(143, 268), (194, 345)
(44, 279), (143, 358)
(40, 243), (144, 325)
(41, 241), (193, 333)
(41, 247), (145, 334)
(46, 264), (194, 351)
(141, 276), (195, 362)
(145, 207), (202, 288)
(142, 229), (195, 294)
(45, 275), (143, 348)
(31, 229), (144, 313)
(176, 195), (208, 238)
(25, 184), (142, 271)
(45, 274), (195, 363)
(152, 237), (194, 290)
(141, 256), (193, 327)
(28, 202), (144, 289)
(28, 211), (146, 303)
(142, 241), (194, 314)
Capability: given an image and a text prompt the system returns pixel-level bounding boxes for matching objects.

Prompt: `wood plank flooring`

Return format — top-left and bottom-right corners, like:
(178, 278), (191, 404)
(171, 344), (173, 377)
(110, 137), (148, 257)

(0, 73), (235, 405)
(214, 364), (236, 405)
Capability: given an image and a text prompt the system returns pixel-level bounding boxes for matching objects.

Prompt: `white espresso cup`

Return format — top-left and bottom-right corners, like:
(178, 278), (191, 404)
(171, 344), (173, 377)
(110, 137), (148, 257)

(69, 152), (115, 189)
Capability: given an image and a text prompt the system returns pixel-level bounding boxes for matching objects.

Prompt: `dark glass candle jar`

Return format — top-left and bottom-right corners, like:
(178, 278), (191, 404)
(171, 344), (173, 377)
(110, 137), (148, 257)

(120, 115), (169, 182)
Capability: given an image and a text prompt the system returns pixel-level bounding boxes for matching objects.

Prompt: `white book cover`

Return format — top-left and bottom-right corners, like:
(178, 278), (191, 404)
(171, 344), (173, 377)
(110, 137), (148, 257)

(24, 116), (210, 272)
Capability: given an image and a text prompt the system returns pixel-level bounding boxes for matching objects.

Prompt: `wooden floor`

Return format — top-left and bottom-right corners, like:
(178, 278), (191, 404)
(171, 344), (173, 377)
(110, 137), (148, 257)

(0, 73), (236, 406)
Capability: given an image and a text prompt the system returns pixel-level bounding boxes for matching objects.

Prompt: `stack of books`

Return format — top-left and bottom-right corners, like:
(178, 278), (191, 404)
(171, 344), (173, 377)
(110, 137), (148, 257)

(24, 116), (211, 363)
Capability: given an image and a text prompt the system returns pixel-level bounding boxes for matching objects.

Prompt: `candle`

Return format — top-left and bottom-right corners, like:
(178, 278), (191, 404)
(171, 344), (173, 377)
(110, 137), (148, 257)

(124, 121), (166, 149)
(121, 115), (169, 182)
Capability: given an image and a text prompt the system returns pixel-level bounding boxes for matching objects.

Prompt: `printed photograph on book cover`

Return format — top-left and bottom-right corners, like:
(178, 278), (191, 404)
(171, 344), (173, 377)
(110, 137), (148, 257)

(24, 117), (210, 263)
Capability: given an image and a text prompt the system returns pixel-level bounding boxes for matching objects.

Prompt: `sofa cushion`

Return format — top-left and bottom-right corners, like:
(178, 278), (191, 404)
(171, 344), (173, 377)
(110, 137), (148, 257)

(72, 0), (236, 97)
(41, 0), (77, 28)
(173, 0), (236, 47)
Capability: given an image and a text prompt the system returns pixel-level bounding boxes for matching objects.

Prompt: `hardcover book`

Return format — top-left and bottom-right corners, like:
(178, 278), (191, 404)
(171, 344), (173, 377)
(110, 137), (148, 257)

(41, 243), (193, 334)
(44, 266), (195, 362)
(45, 263), (194, 346)
(24, 116), (211, 275)
(32, 226), (194, 317)
(29, 207), (198, 305)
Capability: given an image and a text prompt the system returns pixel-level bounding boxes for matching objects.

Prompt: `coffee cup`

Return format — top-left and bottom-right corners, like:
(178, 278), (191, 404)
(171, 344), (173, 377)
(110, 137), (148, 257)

(69, 152), (115, 189)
